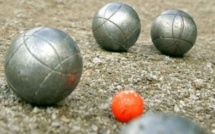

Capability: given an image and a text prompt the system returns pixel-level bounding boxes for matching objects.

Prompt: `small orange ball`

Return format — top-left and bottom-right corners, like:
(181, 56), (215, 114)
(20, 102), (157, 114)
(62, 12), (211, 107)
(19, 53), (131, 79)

(111, 89), (144, 123)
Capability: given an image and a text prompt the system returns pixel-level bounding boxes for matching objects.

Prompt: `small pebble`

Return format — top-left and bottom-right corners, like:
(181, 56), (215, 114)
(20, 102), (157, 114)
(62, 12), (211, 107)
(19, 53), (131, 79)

(174, 105), (180, 113)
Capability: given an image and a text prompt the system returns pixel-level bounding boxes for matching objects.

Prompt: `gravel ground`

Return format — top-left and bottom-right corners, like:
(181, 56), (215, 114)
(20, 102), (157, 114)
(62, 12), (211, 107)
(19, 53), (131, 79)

(0, 0), (214, 134)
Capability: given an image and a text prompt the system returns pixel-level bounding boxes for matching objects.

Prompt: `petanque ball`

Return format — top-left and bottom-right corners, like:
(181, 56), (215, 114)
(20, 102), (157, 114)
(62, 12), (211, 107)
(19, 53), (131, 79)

(151, 9), (197, 56)
(92, 2), (141, 52)
(4, 27), (83, 105)
(119, 113), (206, 134)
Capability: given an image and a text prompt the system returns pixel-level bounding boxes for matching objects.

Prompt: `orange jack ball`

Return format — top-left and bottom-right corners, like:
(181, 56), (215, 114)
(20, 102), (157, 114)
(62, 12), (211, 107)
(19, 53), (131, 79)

(111, 89), (144, 123)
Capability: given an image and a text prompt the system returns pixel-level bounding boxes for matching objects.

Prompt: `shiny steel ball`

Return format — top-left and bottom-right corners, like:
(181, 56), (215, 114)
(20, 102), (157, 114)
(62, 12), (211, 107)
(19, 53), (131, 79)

(92, 2), (141, 52)
(151, 9), (197, 56)
(4, 27), (83, 105)
(119, 113), (206, 134)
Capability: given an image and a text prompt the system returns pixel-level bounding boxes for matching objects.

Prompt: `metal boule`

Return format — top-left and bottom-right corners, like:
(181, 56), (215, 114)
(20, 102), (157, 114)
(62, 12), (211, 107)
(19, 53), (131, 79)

(92, 2), (141, 52)
(151, 9), (197, 56)
(4, 27), (83, 105)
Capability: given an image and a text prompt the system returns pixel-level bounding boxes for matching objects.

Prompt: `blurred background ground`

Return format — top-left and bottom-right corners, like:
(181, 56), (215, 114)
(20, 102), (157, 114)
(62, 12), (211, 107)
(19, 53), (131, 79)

(0, 0), (214, 134)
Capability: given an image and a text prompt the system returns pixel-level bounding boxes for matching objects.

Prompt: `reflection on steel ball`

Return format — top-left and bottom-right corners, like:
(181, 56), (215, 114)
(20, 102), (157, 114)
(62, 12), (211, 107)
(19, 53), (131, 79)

(119, 113), (206, 134)
(4, 27), (83, 105)
(92, 2), (141, 52)
(151, 9), (197, 56)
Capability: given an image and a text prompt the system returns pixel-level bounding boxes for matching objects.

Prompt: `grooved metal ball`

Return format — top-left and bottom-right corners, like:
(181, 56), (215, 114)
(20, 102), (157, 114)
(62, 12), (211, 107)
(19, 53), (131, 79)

(4, 27), (83, 105)
(119, 113), (206, 134)
(92, 2), (141, 52)
(151, 9), (197, 56)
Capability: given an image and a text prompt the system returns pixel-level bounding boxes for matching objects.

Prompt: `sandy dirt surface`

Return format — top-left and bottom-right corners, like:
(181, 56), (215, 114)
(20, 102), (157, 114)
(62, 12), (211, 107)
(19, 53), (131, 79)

(0, 0), (214, 134)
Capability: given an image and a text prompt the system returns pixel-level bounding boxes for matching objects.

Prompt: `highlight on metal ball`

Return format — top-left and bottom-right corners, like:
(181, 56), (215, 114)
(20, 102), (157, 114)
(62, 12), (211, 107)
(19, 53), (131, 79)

(92, 2), (141, 52)
(119, 113), (206, 134)
(4, 27), (83, 106)
(151, 9), (197, 57)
